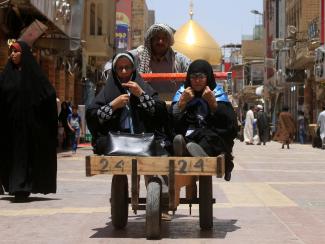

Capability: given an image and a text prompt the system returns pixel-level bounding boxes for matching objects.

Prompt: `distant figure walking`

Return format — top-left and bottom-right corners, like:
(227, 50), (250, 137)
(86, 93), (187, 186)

(274, 106), (296, 149)
(297, 111), (307, 144)
(67, 105), (83, 154)
(244, 105), (255, 145)
(317, 105), (325, 149)
(256, 105), (269, 145)
(58, 101), (71, 149)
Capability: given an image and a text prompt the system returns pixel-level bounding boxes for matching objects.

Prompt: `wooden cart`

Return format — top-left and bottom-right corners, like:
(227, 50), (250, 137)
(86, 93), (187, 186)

(85, 72), (228, 239)
(86, 155), (225, 239)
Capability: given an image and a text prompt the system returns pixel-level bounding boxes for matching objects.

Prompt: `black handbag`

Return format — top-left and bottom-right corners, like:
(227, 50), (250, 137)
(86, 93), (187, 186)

(106, 131), (156, 156)
(95, 100), (167, 156)
(94, 132), (168, 156)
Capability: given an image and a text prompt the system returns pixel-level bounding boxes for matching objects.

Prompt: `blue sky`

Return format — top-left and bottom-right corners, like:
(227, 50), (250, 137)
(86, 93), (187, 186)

(146, 0), (263, 47)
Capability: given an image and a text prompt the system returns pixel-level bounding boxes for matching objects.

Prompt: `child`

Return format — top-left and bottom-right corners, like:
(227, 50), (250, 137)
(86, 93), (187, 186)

(67, 105), (83, 154)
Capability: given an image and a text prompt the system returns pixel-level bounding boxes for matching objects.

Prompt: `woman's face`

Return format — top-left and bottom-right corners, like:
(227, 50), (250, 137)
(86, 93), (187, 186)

(115, 57), (133, 82)
(189, 72), (208, 92)
(10, 48), (22, 65)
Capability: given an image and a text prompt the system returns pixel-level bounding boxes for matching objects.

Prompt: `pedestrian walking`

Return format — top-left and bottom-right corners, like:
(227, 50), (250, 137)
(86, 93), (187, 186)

(244, 105), (255, 145)
(0, 41), (57, 202)
(317, 105), (325, 149)
(256, 105), (269, 145)
(297, 110), (307, 144)
(273, 106), (296, 149)
(58, 101), (71, 150)
(67, 105), (83, 154)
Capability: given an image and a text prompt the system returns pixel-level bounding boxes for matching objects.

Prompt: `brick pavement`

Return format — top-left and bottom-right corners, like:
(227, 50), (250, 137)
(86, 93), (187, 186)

(0, 141), (325, 243)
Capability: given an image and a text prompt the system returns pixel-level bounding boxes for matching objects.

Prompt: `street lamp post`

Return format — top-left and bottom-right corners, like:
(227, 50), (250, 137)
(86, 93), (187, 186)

(250, 10), (263, 26)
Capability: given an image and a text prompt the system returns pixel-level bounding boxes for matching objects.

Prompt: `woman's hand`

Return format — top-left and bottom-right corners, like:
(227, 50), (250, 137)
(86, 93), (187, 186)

(178, 87), (194, 111)
(111, 94), (130, 110)
(121, 81), (144, 97)
(202, 86), (217, 112)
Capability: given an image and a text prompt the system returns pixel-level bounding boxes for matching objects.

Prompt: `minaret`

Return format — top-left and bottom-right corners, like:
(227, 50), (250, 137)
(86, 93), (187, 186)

(189, 0), (194, 20)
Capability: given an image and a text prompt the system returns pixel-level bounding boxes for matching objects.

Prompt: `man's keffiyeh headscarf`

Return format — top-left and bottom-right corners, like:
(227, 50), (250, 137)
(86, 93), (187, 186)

(139, 23), (174, 73)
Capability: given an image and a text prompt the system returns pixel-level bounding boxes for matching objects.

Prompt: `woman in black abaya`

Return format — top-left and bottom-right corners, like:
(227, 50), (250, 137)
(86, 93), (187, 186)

(86, 52), (171, 152)
(172, 59), (237, 181)
(0, 41), (57, 201)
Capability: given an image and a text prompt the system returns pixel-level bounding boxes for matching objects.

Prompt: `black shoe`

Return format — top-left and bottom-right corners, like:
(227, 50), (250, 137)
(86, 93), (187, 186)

(173, 135), (187, 156)
(14, 191), (30, 202)
(224, 172), (231, 181)
(186, 142), (208, 157)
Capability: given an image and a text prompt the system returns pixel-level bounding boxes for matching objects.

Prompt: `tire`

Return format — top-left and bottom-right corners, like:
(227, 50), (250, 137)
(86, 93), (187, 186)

(111, 175), (128, 229)
(199, 176), (213, 230)
(146, 181), (161, 239)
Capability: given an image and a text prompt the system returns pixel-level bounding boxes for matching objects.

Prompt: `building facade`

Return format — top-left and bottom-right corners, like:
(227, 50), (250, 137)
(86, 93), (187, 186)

(264, 0), (325, 141)
(131, 0), (149, 49)
(81, 0), (116, 104)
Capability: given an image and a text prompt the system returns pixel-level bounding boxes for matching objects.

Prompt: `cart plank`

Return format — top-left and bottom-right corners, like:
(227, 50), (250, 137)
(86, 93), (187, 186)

(86, 155), (225, 177)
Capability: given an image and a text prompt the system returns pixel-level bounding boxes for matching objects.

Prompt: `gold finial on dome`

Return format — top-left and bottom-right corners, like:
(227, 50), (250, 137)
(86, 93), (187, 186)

(173, 19), (222, 65)
(189, 0), (193, 20)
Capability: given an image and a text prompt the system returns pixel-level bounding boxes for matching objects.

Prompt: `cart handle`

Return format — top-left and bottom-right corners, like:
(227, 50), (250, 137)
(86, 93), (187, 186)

(140, 72), (229, 82)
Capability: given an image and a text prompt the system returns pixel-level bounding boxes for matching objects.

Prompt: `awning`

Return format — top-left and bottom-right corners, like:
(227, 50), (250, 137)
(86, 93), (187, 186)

(256, 85), (264, 96)
(11, 0), (85, 51)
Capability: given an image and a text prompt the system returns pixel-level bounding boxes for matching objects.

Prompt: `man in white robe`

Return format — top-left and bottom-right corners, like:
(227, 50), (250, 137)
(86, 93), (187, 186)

(244, 105), (255, 145)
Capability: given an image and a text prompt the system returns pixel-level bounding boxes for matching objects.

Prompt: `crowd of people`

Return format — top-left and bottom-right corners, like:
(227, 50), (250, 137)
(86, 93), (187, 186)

(243, 104), (298, 149)
(243, 104), (271, 146)
(241, 103), (325, 150)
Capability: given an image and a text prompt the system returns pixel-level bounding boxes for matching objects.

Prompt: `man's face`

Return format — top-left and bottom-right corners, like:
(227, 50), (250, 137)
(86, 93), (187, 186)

(151, 31), (170, 56)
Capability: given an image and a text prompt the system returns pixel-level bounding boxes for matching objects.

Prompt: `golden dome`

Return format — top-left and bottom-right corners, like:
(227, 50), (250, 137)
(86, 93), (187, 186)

(173, 19), (222, 65)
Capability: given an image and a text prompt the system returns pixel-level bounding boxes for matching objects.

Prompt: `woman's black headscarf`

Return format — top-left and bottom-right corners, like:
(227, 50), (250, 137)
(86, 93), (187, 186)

(5, 41), (54, 105)
(184, 59), (216, 92)
(88, 51), (156, 107)
(86, 51), (158, 136)
(111, 52), (137, 86)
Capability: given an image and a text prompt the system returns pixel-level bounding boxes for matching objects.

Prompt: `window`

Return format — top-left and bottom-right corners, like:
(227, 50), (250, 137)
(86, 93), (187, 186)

(97, 4), (103, 35)
(90, 3), (95, 35)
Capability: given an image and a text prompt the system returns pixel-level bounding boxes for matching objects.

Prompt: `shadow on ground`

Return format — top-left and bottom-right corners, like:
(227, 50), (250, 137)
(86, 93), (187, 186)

(90, 215), (240, 239)
(0, 196), (61, 203)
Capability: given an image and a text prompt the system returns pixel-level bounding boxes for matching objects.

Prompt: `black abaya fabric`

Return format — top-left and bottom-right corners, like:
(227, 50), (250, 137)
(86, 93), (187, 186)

(86, 59), (171, 151)
(0, 41), (57, 194)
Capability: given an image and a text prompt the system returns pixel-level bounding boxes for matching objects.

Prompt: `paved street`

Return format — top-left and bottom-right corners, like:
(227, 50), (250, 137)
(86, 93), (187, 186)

(1, 141), (325, 243)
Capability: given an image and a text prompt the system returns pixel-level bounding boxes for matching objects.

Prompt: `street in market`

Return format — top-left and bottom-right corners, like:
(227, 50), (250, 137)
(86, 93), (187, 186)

(1, 141), (325, 244)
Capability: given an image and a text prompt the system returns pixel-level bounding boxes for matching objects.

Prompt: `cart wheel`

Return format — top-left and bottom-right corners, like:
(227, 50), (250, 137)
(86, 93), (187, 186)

(111, 175), (128, 229)
(199, 176), (213, 230)
(146, 181), (161, 239)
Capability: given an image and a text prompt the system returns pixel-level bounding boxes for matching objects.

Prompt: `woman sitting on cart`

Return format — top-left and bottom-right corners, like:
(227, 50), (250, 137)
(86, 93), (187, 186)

(171, 59), (237, 181)
(86, 51), (170, 154)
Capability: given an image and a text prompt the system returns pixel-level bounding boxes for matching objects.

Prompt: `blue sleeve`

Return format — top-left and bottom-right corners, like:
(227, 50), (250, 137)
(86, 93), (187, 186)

(172, 85), (185, 103)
